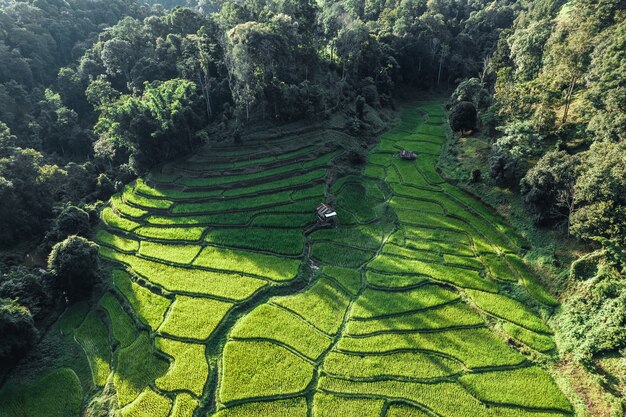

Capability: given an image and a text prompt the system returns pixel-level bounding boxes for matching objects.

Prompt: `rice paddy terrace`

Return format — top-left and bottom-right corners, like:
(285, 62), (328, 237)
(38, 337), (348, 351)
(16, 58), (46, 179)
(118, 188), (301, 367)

(0, 101), (573, 417)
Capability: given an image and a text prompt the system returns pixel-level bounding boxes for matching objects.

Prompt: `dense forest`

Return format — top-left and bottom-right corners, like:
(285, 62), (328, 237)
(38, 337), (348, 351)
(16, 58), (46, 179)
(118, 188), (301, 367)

(0, 0), (624, 415)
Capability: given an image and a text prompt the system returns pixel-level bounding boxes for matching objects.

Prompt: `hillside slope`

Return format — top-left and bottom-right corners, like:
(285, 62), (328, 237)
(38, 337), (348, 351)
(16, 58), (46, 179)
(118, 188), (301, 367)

(0, 102), (572, 417)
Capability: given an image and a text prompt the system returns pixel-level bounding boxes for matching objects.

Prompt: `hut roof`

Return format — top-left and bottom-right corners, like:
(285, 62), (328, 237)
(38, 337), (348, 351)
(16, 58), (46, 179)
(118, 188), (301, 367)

(316, 203), (337, 219)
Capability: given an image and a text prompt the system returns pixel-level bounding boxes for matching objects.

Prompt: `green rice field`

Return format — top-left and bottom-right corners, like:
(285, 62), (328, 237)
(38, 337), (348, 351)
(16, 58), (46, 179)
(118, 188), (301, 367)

(0, 102), (571, 416)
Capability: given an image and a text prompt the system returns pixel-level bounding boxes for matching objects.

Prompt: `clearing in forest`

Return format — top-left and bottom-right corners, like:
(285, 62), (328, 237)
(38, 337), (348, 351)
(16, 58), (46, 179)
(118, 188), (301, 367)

(0, 101), (572, 417)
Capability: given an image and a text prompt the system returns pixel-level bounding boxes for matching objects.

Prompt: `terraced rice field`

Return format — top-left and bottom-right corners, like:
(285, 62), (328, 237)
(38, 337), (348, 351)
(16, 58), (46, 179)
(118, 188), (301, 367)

(0, 102), (571, 417)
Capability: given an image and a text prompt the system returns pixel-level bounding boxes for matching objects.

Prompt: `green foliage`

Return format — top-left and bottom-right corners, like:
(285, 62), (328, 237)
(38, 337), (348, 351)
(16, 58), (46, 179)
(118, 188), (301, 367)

(570, 141), (626, 244)
(490, 121), (543, 185)
(48, 236), (100, 301)
(587, 20), (626, 142)
(559, 260), (626, 362)
(0, 368), (82, 417)
(0, 298), (38, 363)
(94, 79), (205, 173)
(450, 78), (491, 109)
(449, 101), (478, 132)
(520, 150), (580, 224)
(47, 205), (91, 243)
(0, 267), (50, 318)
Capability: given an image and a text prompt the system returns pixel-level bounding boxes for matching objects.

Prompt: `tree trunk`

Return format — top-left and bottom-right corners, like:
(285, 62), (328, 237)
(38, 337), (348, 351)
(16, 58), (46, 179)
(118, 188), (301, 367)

(562, 75), (577, 125)
(197, 69), (212, 119)
(437, 56), (444, 88)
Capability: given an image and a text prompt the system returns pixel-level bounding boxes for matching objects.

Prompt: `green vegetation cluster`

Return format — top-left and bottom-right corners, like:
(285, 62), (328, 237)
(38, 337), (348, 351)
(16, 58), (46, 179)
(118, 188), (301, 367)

(0, 0), (528, 374)
(1, 102), (574, 417)
(443, 0), (626, 411)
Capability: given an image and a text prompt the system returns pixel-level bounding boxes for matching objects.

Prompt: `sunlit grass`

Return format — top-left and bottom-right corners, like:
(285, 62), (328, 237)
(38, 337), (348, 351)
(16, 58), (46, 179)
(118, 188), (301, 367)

(74, 311), (111, 387)
(99, 247), (267, 300)
(351, 284), (459, 319)
(112, 269), (170, 331)
(155, 337), (208, 395)
(170, 393), (199, 417)
(274, 277), (350, 335)
(345, 301), (484, 335)
(193, 245), (301, 281)
(99, 292), (138, 348)
(138, 241), (202, 264)
(214, 398), (308, 417)
(113, 332), (168, 407)
(119, 387), (172, 417)
(503, 322), (556, 352)
(96, 229), (139, 253)
(313, 392), (384, 417)
(231, 303), (332, 360)
(102, 207), (140, 232)
(158, 295), (233, 340)
(336, 327), (526, 368)
(219, 341), (314, 403)
(466, 289), (551, 334)
(459, 367), (573, 412)
(322, 350), (462, 379)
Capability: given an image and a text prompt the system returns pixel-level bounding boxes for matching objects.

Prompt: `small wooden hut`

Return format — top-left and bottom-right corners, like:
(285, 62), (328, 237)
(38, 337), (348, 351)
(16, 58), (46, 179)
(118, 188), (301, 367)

(316, 203), (337, 224)
(399, 150), (417, 160)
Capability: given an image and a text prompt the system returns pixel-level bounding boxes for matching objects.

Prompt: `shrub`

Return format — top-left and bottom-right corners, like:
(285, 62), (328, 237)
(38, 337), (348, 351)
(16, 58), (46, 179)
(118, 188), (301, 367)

(490, 121), (543, 186)
(449, 101), (477, 132)
(48, 236), (100, 301)
(520, 151), (580, 225)
(449, 78), (490, 109)
(559, 260), (626, 362)
(0, 298), (37, 363)
(46, 205), (91, 244)
(570, 141), (626, 244)
(0, 267), (50, 318)
(96, 173), (115, 200)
